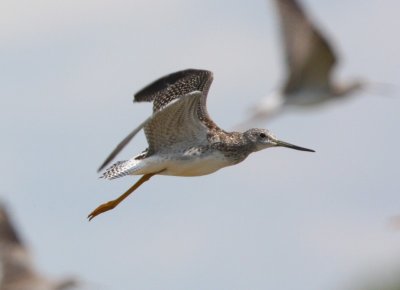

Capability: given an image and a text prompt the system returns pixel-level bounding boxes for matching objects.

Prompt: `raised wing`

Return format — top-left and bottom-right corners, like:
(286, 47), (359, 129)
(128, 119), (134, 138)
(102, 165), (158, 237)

(98, 69), (215, 172)
(0, 204), (37, 286)
(274, 0), (337, 93)
(135, 69), (213, 112)
(144, 91), (211, 154)
(0, 204), (22, 246)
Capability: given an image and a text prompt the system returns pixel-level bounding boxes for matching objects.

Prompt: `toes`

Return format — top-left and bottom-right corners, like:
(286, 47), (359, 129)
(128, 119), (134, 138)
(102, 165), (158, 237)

(87, 201), (118, 221)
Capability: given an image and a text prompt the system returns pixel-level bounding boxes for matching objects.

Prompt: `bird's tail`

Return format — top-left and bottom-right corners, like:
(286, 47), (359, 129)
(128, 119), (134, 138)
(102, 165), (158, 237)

(100, 160), (139, 180)
(364, 80), (398, 97)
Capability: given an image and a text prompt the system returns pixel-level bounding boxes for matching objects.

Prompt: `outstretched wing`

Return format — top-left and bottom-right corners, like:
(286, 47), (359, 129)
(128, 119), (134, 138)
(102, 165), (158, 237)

(98, 69), (215, 172)
(274, 0), (337, 93)
(97, 117), (152, 172)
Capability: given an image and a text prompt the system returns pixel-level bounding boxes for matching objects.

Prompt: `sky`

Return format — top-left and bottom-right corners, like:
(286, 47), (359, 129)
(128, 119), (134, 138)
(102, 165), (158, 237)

(1, 0), (400, 289)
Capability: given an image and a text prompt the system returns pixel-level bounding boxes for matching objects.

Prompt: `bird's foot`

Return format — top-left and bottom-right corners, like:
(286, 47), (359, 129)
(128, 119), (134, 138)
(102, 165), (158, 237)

(88, 172), (159, 221)
(88, 200), (119, 221)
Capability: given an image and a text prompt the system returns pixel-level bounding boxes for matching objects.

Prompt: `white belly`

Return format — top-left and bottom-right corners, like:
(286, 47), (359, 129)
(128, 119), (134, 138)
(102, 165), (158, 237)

(134, 151), (232, 177)
(163, 151), (232, 176)
(286, 89), (331, 106)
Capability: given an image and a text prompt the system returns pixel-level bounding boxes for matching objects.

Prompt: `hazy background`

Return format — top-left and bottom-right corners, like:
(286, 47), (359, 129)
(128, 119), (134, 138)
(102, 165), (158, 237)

(1, 0), (400, 289)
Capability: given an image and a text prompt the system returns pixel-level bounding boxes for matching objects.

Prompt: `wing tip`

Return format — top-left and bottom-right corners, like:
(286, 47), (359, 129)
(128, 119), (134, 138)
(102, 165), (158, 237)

(134, 68), (213, 103)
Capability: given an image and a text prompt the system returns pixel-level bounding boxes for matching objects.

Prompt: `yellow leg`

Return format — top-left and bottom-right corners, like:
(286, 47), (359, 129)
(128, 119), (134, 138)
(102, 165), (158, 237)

(88, 173), (157, 221)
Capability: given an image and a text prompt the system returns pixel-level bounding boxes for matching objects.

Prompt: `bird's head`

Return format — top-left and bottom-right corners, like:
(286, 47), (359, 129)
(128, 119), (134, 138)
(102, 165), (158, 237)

(243, 128), (315, 153)
(333, 79), (364, 97)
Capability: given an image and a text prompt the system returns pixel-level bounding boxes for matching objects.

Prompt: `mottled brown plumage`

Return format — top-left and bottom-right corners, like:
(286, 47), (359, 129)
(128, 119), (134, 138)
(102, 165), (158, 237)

(242, 0), (363, 125)
(89, 69), (314, 220)
(98, 69), (218, 172)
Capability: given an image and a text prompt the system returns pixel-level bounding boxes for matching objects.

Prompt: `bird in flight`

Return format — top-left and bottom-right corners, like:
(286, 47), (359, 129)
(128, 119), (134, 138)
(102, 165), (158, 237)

(88, 69), (315, 220)
(244, 0), (364, 124)
(0, 203), (78, 290)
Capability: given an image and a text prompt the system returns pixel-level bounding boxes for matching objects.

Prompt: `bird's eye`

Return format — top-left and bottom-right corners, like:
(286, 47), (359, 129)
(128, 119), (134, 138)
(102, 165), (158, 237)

(259, 133), (266, 138)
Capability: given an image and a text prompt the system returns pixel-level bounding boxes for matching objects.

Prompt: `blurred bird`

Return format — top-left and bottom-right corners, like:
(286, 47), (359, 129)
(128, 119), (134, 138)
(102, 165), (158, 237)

(88, 69), (315, 220)
(243, 0), (364, 124)
(0, 203), (78, 290)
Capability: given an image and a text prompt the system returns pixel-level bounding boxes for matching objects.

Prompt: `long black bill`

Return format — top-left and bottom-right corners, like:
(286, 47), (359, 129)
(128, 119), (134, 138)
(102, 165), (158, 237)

(275, 140), (315, 152)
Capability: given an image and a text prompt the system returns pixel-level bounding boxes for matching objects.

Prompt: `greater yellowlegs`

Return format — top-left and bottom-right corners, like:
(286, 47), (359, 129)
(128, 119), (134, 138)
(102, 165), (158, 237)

(0, 203), (78, 290)
(245, 0), (363, 123)
(88, 69), (315, 220)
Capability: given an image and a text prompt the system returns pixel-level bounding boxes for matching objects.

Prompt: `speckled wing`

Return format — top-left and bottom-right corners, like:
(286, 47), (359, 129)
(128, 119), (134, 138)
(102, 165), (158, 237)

(134, 69), (213, 112)
(144, 91), (212, 154)
(98, 69), (216, 172)
(274, 0), (337, 94)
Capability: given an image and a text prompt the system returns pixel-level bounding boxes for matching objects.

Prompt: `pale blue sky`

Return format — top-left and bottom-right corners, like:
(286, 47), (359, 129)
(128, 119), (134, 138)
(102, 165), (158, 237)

(1, 0), (400, 289)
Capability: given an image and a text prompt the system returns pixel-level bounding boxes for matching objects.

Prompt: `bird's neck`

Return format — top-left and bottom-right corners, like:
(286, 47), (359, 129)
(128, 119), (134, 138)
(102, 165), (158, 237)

(209, 131), (254, 164)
